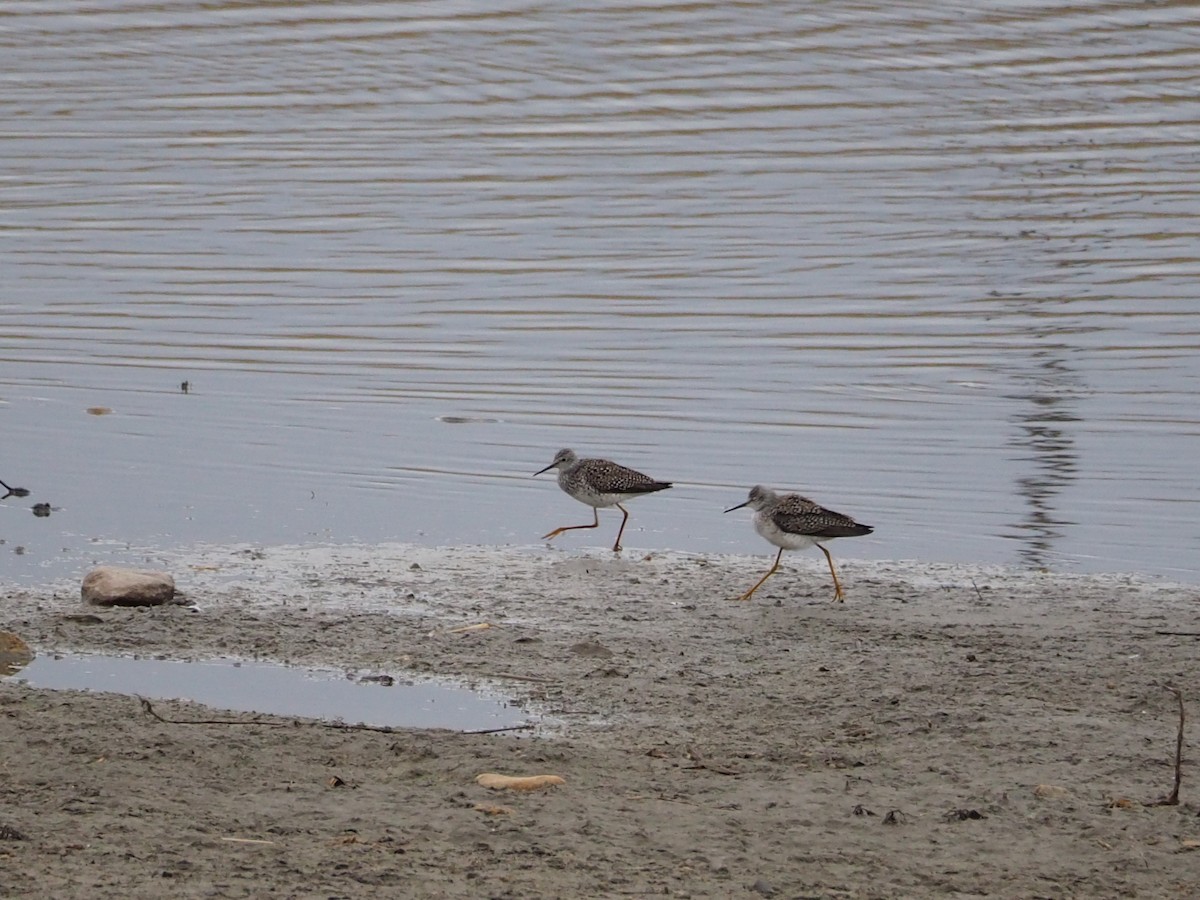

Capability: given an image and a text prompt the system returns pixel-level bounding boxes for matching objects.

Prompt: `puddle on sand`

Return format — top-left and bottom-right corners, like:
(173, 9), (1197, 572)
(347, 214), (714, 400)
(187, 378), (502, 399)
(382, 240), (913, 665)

(6, 653), (537, 732)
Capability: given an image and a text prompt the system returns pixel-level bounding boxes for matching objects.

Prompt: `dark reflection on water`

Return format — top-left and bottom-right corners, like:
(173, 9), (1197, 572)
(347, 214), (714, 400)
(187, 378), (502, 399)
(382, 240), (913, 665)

(2, 0), (1200, 583)
(1005, 352), (1081, 571)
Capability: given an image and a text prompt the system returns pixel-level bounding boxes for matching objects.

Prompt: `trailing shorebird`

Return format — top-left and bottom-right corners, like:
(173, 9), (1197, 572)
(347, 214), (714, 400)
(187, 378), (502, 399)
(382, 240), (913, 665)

(725, 485), (872, 602)
(534, 448), (672, 552)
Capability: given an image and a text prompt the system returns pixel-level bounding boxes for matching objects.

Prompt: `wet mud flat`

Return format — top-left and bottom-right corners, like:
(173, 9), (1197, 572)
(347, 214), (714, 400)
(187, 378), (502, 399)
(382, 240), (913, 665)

(2, 545), (1198, 898)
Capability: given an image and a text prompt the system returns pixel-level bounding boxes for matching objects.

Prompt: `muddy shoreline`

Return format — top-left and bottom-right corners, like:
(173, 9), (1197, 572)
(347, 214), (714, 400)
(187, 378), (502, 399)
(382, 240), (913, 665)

(3, 545), (1199, 897)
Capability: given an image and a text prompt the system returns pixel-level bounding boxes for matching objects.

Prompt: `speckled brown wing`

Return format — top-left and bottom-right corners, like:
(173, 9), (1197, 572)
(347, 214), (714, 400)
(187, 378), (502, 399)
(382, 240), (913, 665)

(576, 459), (671, 495)
(771, 494), (873, 540)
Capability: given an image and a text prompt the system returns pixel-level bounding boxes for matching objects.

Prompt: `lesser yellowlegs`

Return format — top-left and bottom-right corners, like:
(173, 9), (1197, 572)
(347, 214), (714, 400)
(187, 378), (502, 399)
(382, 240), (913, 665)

(534, 448), (672, 552)
(724, 485), (872, 602)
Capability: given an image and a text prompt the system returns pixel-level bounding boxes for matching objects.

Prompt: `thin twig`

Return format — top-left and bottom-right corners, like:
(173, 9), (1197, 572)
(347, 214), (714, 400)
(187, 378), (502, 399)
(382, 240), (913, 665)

(1145, 684), (1184, 807)
(1154, 631), (1200, 638)
(462, 724), (537, 735)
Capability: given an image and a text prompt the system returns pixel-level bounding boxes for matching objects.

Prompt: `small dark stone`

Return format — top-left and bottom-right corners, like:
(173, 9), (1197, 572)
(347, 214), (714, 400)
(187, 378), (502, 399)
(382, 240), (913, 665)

(750, 879), (778, 897)
(359, 674), (395, 687)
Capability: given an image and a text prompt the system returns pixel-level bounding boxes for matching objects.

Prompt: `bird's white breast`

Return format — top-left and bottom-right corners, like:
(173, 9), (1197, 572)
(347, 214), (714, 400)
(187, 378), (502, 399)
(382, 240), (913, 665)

(754, 510), (818, 551)
(559, 468), (611, 508)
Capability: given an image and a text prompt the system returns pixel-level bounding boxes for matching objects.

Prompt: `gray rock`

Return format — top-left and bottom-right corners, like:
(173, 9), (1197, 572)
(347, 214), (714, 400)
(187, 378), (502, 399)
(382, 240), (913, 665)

(82, 566), (175, 607)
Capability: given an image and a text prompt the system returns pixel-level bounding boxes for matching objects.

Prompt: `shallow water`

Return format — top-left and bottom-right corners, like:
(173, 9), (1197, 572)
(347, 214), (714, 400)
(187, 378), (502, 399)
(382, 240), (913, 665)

(7, 652), (534, 731)
(3, 1), (1199, 584)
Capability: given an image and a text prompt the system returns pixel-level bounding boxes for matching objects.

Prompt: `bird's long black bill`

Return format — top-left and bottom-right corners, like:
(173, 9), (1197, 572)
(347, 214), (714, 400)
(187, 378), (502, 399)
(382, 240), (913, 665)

(723, 501), (749, 514)
(533, 463), (555, 477)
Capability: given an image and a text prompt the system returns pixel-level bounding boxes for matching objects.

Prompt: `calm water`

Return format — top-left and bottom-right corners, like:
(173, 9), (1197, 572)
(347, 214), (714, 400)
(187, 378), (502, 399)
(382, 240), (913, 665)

(7, 653), (535, 730)
(3, 1), (1199, 584)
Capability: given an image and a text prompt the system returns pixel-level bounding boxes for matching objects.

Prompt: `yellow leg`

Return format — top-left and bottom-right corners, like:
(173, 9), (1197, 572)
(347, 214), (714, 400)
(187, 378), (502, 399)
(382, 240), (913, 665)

(611, 503), (631, 553)
(816, 543), (845, 602)
(542, 508), (599, 542)
(735, 547), (784, 601)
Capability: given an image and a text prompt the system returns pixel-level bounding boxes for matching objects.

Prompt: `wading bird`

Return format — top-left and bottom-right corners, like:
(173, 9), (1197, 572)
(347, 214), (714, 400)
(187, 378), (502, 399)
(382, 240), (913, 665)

(535, 449), (672, 553)
(725, 485), (872, 602)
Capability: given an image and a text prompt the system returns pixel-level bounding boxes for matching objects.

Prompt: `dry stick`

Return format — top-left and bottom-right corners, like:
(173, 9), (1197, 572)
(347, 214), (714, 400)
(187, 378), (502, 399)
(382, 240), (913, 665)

(1145, 684), (1185, 807)
(461, 724), (537, 735)
(138, 697), (534, 736)
(1154, 631), (1200, 638)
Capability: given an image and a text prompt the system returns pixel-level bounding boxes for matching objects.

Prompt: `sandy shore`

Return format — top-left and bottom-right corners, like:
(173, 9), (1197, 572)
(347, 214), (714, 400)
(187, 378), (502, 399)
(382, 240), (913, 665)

(2, 544), (1199, 898)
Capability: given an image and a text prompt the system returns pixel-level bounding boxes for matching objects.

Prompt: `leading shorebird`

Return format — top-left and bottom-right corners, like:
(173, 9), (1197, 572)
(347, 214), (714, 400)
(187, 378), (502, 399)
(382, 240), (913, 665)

(534, 449), (672, 553)
(724, 485), (872, 602)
